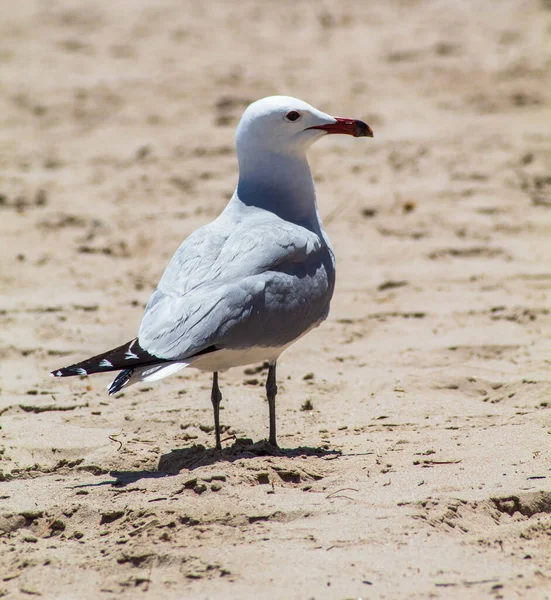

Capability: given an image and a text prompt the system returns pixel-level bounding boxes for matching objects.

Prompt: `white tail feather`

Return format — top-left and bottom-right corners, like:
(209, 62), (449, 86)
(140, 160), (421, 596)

(141, 362), (189, 382)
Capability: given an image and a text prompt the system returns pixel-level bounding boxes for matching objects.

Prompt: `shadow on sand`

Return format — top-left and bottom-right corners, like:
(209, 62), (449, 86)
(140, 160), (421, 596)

(81, 438), (342, 488)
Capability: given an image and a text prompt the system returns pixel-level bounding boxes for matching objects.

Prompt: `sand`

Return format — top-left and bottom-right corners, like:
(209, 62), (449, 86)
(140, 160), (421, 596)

(1, 0), (551, 598)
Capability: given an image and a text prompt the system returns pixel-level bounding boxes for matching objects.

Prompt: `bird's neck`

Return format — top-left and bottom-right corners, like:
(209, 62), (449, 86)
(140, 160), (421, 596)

(234, 149), (320, 228)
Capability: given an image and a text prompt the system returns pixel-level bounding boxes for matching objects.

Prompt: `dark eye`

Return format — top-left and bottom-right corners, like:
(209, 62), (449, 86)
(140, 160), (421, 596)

(285, 110), (301, 122)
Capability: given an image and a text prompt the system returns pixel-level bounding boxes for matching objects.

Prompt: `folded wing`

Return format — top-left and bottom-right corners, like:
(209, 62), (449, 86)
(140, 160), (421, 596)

(139, 213), (331, 360)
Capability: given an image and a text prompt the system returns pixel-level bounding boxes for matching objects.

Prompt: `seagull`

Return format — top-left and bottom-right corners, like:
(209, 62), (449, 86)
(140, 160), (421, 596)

(51, 96), (373, 449)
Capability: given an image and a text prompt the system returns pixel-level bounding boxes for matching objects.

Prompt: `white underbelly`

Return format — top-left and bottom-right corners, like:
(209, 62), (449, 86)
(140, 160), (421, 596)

(189, 344), (292, 372)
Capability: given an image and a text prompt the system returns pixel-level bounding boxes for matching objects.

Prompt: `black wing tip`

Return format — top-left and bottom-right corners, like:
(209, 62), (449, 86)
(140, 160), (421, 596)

(50, 366), (88, 378)
(108, 368), (134, 395)
(49, 338), (162, 380)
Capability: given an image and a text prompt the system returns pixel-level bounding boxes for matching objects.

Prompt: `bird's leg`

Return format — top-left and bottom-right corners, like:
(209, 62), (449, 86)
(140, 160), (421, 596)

(266, 362), (278, 447)
(211, 371), (222, 450)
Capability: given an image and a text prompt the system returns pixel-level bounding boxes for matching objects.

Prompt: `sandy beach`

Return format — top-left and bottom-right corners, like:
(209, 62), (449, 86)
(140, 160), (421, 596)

(1, 1), (551, 598)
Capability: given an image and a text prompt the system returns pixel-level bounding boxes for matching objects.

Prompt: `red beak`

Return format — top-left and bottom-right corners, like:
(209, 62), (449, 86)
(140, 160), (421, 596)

(307, 117), (373, 138)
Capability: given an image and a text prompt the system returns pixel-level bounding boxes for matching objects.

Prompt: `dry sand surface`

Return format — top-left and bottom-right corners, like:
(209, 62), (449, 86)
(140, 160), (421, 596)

(1, 1), (551, 598)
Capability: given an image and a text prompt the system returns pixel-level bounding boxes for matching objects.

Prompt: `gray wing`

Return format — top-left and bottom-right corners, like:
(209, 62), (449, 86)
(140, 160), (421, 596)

(138, 212), (335, 359)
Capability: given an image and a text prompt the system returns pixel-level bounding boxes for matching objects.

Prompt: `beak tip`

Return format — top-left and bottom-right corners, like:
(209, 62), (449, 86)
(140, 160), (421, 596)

(307, 118), (374, 138)
(356, 122), (374, 138)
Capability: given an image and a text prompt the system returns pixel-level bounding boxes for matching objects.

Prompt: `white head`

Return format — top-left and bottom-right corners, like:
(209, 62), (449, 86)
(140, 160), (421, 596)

(233, 96), (373, 224)
(235, 95), (373, 159)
